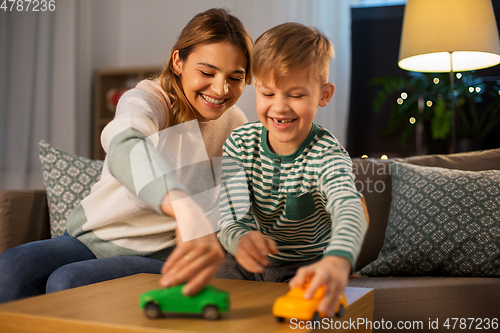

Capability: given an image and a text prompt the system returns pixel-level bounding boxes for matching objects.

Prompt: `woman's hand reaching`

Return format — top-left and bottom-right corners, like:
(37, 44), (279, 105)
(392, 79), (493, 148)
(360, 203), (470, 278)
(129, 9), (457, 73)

(159, 191), (225, 296)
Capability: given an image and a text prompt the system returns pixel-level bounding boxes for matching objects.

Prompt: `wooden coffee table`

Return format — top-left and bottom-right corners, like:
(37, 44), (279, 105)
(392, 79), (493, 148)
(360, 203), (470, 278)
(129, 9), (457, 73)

(0, 274), (374, 332)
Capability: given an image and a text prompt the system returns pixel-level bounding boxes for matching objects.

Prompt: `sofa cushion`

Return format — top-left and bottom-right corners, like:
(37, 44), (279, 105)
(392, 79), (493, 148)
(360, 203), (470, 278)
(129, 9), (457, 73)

(352, 158), (392, 270)
(39, 141), (103, 238)
(354, 148), (500, 271)
(358, 161), (500, 277)
(401, 148), (500, 171)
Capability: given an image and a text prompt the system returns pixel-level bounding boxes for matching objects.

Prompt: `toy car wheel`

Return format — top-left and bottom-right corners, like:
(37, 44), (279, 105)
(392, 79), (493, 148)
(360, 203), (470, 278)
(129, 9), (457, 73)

(203, 305), (221, 320)
(275, 316), (285, 323)
(335, 304), (345, 318)
(312, 312), (321, 324)
(144, 301), (162, 319)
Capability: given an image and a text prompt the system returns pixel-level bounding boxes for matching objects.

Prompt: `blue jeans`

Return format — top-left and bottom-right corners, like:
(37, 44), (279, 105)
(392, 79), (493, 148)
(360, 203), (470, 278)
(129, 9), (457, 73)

(0, 232), (166, 304)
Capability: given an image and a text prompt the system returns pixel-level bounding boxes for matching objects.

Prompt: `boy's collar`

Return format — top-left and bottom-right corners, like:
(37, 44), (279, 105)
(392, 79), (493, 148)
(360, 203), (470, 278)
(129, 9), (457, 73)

(260, 123), (319, 161)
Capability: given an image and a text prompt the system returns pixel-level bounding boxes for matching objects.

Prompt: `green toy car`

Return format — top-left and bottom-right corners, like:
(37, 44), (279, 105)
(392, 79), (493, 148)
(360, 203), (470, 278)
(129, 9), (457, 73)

(139, 284), (230, 320)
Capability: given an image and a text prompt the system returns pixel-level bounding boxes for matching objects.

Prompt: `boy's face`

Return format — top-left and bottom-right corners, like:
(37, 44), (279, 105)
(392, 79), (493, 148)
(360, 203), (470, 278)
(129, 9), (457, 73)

(254, 68), (334, 155)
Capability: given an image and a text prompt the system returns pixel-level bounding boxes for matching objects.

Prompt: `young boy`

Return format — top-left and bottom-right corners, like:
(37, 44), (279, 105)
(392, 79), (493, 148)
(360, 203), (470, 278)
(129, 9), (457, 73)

(216, 22), (368, 316)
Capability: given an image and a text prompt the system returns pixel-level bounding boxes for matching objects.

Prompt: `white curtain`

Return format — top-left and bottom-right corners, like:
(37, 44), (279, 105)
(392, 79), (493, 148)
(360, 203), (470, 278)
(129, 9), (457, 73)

(0, 0), (351, 190)
(0, 0), (91, 190)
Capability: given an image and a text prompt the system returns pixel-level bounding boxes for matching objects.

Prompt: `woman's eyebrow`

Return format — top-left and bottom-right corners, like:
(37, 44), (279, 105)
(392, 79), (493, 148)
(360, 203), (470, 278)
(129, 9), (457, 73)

(197, 62), (245, 74)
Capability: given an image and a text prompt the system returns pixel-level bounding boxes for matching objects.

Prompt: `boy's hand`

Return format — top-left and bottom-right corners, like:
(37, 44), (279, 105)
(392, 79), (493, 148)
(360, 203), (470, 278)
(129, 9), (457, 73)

(289, 256), (351, 316)
(236, 231), (278, 273)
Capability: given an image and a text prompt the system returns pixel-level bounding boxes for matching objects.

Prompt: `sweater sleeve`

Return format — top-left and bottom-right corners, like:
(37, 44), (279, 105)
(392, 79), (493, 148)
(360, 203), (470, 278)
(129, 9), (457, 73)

(319, 149), (368, 270)
(217, 133), (256, 255)
(101, 87), (186, 215)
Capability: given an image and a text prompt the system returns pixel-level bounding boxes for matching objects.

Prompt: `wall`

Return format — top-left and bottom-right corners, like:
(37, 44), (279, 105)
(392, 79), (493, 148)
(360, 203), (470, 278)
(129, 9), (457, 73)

(88, 0), (350, 127)
(88, 0), (299, 124)
(0, 0), (351, 190)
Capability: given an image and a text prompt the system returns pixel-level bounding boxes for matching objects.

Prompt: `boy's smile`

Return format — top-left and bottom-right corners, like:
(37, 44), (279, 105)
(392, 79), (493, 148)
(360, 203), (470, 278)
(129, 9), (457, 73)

(271, 117), (296, 126)
(255, 69), (334, 155)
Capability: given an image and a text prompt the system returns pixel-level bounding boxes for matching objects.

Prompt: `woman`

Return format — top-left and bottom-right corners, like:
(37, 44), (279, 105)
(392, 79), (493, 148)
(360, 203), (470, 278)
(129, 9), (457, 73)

(0, 8), (252, 303)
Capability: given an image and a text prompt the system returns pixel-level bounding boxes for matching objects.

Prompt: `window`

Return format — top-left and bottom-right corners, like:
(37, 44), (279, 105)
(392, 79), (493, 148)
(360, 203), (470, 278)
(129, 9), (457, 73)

(351, 0), (406, 7)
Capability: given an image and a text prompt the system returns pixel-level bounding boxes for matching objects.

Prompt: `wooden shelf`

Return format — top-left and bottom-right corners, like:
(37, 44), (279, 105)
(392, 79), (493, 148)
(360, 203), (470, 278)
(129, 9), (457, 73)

(92, 66), (163, 160)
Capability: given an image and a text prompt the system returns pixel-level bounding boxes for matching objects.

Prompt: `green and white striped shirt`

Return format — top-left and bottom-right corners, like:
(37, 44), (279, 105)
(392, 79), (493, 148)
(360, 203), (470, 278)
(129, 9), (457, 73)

(218, 121), (368, 269)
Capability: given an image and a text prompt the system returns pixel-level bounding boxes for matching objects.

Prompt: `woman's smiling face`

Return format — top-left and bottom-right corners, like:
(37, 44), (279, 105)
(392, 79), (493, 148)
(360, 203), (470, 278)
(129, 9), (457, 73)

(173, 42), (248, 121)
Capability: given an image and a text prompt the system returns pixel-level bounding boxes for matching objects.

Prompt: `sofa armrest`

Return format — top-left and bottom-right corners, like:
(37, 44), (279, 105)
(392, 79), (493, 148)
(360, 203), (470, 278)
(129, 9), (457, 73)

(0, 190), (50, 254)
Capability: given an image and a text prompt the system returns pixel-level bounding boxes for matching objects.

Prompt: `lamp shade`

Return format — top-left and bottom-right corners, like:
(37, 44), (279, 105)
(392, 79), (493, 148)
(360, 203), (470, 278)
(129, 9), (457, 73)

(398, 0), (500, 72)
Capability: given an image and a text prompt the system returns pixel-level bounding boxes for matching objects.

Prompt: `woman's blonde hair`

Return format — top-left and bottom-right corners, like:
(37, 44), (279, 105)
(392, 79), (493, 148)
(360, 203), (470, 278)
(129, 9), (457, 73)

(159, 8), (253, 127)
(253, 22), (333, 85)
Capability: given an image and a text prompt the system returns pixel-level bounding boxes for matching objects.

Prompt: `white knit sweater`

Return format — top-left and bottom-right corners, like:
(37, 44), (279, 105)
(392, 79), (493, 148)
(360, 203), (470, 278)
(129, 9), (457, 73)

(65, 80), (247, 260)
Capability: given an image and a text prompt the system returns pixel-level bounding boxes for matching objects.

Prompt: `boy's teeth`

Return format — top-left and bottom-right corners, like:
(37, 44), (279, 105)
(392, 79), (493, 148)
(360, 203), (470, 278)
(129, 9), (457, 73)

(201, 94), (225, 105)
(273, 118), (293, 124)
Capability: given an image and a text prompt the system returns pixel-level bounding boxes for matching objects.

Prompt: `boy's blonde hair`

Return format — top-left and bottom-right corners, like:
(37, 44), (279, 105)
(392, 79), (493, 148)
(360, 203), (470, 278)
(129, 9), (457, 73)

(253, 22), (334, 85)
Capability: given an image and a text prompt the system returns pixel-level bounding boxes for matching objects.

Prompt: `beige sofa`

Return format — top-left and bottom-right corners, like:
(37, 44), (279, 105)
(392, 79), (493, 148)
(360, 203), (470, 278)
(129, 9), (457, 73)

(349, 148), (500, 332)
(1, 148), (499, 332)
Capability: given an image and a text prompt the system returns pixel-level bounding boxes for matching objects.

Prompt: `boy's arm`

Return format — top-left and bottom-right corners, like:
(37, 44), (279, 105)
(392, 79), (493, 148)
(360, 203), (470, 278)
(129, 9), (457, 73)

(217, 135), (258, 255)
(217, 131), (278, 272)
(290, 150), (368, 315)
(320, 150), (369, 271)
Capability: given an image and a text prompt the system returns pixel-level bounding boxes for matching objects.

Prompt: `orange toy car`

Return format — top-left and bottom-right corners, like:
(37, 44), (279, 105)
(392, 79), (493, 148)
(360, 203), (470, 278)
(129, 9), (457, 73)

(272, 285), (347, 323)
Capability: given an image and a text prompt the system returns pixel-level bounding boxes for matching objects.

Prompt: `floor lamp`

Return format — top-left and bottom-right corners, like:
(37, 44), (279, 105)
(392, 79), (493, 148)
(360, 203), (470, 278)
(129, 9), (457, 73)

(398, 0), (500, 153)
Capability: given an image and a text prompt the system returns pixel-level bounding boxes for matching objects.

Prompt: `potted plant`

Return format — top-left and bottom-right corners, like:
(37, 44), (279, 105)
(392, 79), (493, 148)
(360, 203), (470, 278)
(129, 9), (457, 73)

(371, 71), (500, 152)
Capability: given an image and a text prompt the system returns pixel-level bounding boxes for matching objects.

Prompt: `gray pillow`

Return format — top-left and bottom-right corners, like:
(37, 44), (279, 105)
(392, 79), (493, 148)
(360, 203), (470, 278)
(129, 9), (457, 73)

(358, 161), (500, 277)
(39, 141), (103, 237)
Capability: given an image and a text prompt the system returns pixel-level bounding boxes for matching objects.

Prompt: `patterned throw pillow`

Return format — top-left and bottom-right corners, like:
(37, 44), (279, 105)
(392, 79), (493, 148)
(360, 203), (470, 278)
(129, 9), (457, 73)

(358, 161), (500, 277)
(39, 140), (104, 238)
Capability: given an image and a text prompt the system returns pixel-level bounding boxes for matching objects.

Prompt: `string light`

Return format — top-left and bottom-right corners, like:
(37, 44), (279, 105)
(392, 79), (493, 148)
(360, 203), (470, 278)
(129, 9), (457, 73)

(409, 117), (416, 124)
(381, 155), (388, 160)
(401, 92), (408, 99)
(426, 100), (433, 107)
(469, 87), (475, 93)
(433, 78), (440, 84)
(456, 73), (462, 79)
(361, 155), (368, 159)
(476, 87), (482, 93)
(397, 98), (404, 105)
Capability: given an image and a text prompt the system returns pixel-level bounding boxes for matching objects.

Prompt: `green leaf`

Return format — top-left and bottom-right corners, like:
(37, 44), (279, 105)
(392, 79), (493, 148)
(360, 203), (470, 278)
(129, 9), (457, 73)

(431, 100), (451, 140)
